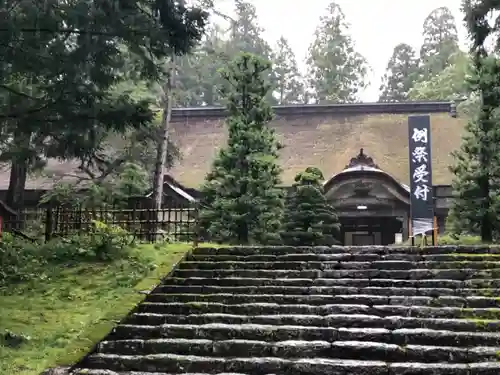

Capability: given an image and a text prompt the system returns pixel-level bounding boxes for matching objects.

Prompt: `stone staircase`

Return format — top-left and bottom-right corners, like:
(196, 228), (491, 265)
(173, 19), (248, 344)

(71, 245), (500, 374)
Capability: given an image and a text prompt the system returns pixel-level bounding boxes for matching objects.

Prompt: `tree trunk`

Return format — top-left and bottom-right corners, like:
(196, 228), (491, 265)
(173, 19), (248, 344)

(152, 56), (176, 211)
(6, 158), (28, 211)
(6, 130), (29, 213)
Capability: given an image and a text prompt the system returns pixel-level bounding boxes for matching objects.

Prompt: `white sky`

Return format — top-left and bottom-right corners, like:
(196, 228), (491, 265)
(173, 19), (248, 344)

(213, 0), (467, 101)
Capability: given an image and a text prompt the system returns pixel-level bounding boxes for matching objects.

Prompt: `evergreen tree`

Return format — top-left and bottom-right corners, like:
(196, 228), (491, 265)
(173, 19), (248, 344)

(281, 167), (340, 246)
(225, 1), (277, 105)
(419, 6), (460, 79)
(226, 0), (273, 59)
(449, 1), (500, 242)
(379, 43), (419, 102)
(199, 53), (284, 244)
(306, 1), (369, 103)
(176, 25), (229, 107)
(408, 50), (470, 101)
(272, 36), (305, 104)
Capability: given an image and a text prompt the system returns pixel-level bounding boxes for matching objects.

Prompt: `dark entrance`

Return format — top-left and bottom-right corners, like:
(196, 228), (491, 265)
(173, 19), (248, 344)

(339, 217), (402, 246)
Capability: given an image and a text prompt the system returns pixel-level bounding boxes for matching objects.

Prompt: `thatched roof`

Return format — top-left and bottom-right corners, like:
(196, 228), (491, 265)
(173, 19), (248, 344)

(169, 106), (465, 187)
(0, 102), (463, 190)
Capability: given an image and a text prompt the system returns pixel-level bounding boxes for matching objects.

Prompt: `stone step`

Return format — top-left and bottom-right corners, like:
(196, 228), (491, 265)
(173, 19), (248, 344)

(164, 277), (500, 289)
(136, 302), (500, 319)
(172, 268), (500, 280)
(178, 260), (500, 271)
(108, 323), (500, 347)
(97, 338), (500, 363)
(144, 293), (500, 308)
(154, 285), (500, 298)
(126, 313), (500, 332)
(187, 252), (500, 262)
(78, 354), (500, 374)
(192, 245), (500, 256)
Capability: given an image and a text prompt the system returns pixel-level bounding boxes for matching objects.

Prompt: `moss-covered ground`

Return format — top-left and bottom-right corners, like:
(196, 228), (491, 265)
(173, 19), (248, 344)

(0, 242), (199, 375)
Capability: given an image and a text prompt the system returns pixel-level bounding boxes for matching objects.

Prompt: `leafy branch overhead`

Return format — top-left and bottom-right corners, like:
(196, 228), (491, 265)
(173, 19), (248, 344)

(0, 0), (208, 209)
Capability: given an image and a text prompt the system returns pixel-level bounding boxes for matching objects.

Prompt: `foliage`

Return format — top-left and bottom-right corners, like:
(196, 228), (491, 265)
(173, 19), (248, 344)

(449, 2), (500, 242)
(379, 43), (419, 102)
(281, 167), (340, 246)
(462, 0), (500, 52)
(272, 37), (305, 104)
(419, 6), (460, 80)
(0, 242), (194, 375)
(175, 25), (230, 107)
(306, 1), (369, 103)
(0, 0), (208, 209)
(41, 161), (151, 208)
(408, 51), (470, 101)
(0, 221), (134, 287)
(404, 233), (484, 246)
(199, 53), (284, 245)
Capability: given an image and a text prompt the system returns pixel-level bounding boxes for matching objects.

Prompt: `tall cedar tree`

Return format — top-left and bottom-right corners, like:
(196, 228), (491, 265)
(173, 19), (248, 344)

(0, 0), (207, 209)
(273, 37), (305, 104)
(199, 53), (284, 244)
(448, 0), (500, 242)
(281, 167), (340, 246)
(379, 43), (419, 102)
(306, 1), (368, 103)
(419, 7), (460, 80)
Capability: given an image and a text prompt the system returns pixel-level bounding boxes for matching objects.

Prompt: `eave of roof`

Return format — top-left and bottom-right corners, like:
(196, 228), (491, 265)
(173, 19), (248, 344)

(324, 165), (411, 194)
(170, 101), (454, 120)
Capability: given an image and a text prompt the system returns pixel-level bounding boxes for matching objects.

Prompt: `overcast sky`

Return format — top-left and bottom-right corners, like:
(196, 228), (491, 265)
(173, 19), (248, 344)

(214, 0), (467, 101)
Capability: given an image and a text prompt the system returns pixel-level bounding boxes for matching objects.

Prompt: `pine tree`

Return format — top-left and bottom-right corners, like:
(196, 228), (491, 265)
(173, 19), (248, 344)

(272, 36), (305, 104)
(199, 53), (284, 245)
(379, 43), (419, 102)
(306, 1), (369, 103)
(449, 1), (500, 242)
(420, 6), (460, 80)
(226, 0), (272, 59)
(281, 167), (340, 246)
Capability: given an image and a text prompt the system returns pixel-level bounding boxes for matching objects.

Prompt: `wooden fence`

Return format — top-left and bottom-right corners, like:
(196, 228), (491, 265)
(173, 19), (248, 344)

(3, 204), (199, 243)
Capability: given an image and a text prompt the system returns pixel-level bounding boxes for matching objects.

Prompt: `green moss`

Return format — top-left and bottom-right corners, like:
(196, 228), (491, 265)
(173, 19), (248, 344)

(0, 242), (206, 375)
(451, 253), (500, 257)
(460, 308), (500, 320)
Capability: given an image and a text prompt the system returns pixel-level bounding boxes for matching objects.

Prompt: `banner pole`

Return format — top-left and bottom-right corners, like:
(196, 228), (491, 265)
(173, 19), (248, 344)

(433, 216), (438, 246)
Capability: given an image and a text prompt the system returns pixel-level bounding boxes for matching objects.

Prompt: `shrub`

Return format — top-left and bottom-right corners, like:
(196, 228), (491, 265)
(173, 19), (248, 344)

(281, 167), (340, 246)
(0, 222), (135, 287)
(0, 233), (46, 285)
(404, 233), (484, 246)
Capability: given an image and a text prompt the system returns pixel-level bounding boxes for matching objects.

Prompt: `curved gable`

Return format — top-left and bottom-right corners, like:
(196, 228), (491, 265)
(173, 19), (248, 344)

(324, 149), (410, 206)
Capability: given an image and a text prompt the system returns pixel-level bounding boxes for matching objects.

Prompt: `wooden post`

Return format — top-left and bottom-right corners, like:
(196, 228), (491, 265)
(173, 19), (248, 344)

(408, 217), (415, 246)
(433, 216), (438, 246)
(45, 207), (53, 242)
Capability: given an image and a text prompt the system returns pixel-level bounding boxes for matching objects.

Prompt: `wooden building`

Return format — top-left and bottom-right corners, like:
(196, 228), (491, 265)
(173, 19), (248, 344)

(168, 101), (459, 245)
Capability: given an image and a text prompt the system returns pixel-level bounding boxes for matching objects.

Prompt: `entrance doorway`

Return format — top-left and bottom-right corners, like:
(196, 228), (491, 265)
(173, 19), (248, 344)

(340, 216), (402, 246)
(352, 233), (375, 245)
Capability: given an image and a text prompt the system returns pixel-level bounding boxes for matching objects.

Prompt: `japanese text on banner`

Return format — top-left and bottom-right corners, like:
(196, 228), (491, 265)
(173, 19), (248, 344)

(411, 127), (430, 201)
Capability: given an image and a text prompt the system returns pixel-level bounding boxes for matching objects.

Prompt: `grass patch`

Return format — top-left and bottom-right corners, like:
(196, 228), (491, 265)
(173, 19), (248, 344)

(402, 234), (490, 246)
(0, 242), (194, 375)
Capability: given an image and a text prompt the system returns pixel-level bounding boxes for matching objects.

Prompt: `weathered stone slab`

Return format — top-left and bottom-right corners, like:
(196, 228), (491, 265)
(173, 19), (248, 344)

(389, 362), (469, 375)
(72, 245), (500, 374)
